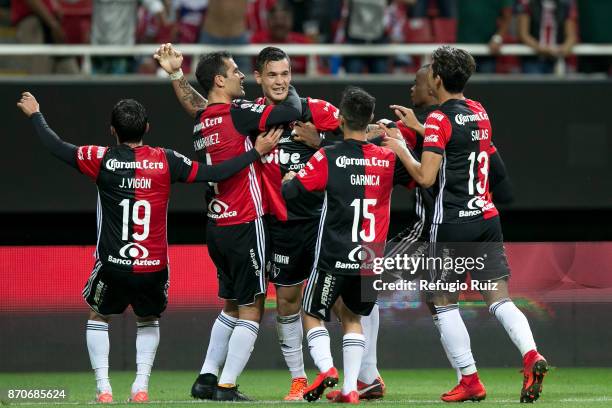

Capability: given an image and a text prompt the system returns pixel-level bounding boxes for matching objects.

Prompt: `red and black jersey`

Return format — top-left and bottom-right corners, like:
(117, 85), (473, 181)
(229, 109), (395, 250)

(77, 144), (201, 273)
(283, 139), (412, 276)
(255, 96), (340, 221)
(192, 97), (302, 226)
(422, 98), (499, 224)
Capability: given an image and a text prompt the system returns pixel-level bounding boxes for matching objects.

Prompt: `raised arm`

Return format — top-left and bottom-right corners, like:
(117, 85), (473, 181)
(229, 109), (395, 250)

(154, 43), (207, 118)
(17, 92), (78, 169)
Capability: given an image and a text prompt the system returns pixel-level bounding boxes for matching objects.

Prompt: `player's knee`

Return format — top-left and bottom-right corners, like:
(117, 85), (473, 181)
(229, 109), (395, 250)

(275, 288), (301, 315)
(88, 310), (109, 323)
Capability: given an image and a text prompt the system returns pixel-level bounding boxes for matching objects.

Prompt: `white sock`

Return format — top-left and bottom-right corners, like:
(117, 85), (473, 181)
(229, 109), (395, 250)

(132, 321), (160, 393)
(218, 319), (259, 385)
(276, 313), (306, 379)
(433, 314), (462, 383)
(200, 311), (237, 376)
(490, 299), (537, 356)
(341, 333), (366, 394)
(86, 320), (111, 393)
(306, 327), (334, 373)
(358, 304), (380, 384)
(435, 305), (477, 376)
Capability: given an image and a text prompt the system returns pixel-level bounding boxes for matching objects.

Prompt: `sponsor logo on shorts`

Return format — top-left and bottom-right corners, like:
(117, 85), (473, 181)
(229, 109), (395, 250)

(207, 199), (238, 219)
(249, 248), (260, 275)
(320, 273), (335, 306)
(274, 253), (290, 265)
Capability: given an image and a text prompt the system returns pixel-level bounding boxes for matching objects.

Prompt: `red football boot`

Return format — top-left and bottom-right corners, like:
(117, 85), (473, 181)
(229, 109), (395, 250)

(521, 350), (549, 403)
(303, 367), (339, 402)
(327, 376), (385, 400)
(331, 390), (359, 404)
(441, 373), (486, 402)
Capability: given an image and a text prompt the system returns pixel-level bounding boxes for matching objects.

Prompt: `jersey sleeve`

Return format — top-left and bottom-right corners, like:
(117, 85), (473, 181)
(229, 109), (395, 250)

(422, 111), (452, 155)
(232, 86), (302, 136)
(76, 145), (107, 181)
(296, 148), (329, 192)
(164, 149), (200, 183)
(393, 152), (416, 189)
(307, 98), (340, 132)
(487, 140), (497, 155)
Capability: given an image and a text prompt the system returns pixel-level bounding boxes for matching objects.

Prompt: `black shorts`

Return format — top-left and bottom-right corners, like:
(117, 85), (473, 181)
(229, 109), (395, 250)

(207, 217), (269, 306)
(384, 222), (430, 282)
(82, 261), (169, 317)
(302, 269), (377, 322)
(428, 216), (511, 285)
(268, 216), (318, 286)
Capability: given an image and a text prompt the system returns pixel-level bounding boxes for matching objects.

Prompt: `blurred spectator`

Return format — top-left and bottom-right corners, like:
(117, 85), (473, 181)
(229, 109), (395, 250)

(335, 0), (389, 74)
(517, 0), (578, 74)
(577, 0), (612, 75)
(0, 0), (10, 26)
(12, 0), (80, 74)
(200, 0), (251, 71)
(91, 0), (168, 74)
(251, 0), (312, 74)
(457, 0), (513, 73)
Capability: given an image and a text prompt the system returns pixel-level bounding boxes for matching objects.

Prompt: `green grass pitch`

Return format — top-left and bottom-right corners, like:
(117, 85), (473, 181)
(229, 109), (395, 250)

(1, 368), (611, 407)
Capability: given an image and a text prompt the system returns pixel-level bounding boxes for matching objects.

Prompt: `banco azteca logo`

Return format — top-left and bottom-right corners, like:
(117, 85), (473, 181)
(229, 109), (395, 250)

(208, 198), (229, 215)
(119, 242), (149, 259)
(348, 245), (376, 264)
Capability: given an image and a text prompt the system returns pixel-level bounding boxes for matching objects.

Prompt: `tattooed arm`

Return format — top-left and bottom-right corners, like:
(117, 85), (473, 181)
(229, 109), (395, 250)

(154, 43), (207, 118)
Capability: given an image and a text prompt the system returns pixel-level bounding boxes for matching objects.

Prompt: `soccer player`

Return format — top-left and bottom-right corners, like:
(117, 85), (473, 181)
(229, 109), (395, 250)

(383, 46), (548, 403)
(16, 92), (281, 404)
(154, 44), (303, 401)
(252, 46), (341, 400)
(282, 87), (412, 404)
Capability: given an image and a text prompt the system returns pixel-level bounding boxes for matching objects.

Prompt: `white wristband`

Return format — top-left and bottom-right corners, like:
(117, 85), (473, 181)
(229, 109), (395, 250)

(169, 69), (184, 81)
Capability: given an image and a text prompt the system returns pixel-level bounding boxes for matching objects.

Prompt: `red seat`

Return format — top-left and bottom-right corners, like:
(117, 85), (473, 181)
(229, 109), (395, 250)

(432, 17), (456, 43)
(403, 18), (433, 43)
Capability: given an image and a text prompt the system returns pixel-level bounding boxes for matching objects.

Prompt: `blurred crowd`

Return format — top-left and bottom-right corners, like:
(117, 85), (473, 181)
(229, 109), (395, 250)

(0, 0), (610, 75)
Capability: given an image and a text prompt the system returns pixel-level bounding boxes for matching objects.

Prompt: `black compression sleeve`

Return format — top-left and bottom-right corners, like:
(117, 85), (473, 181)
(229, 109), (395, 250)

(193, 149), (261, 183)
(31, 112), (78, 169)
(489, 150), (514, 204)
(281, 178), (308, 201)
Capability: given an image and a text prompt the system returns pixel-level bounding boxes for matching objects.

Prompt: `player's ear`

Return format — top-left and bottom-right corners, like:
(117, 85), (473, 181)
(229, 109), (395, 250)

(145, 123), (150, 134)
(254, 70), (262, 85)
(214, 74), (225, 89)
(338, 115), (345, 131)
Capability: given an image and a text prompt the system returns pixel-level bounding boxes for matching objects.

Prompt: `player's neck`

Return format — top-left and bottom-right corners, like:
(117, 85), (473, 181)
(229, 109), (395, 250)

(207, 89), (233, 104)
(122, 141), (143, 148)
(343, 129), (367, 142)
(437, 90), (464, 105)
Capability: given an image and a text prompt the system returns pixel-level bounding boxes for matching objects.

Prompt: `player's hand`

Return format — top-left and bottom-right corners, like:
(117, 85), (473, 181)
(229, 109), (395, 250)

(254, 126), (282, 155)
(366, 124), (384, 140)
(390, 105), (421, 130)
(282, 171), (297, 183)
(153, 43), (183, 75)
(17, 92), (40, 117)
(380, 123), (408, 155)
(292, 121), (322, 148)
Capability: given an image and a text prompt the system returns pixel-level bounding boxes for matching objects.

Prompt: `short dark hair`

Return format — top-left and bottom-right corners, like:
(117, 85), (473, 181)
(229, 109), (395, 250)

(339, 86), (376, 132)
(195, 51), (232, 96)
(431, 46), (475, 93)
(255, 46), (291, 73)
(111, 99), (148, 143)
